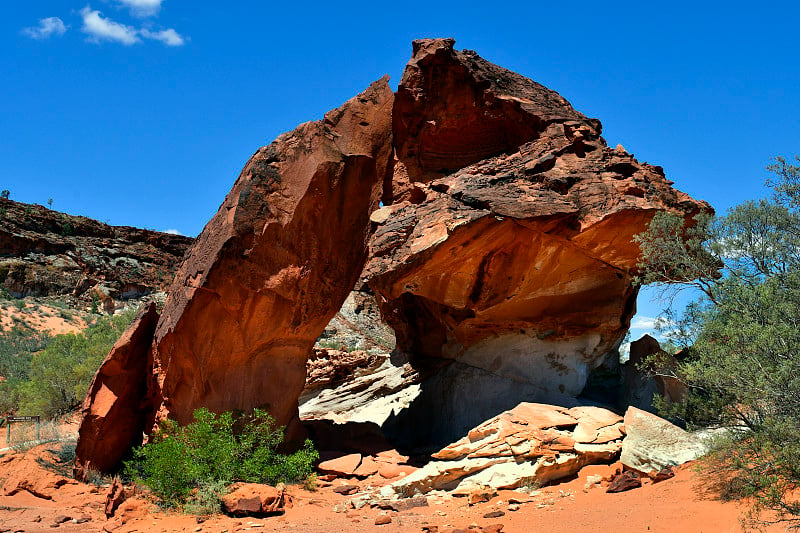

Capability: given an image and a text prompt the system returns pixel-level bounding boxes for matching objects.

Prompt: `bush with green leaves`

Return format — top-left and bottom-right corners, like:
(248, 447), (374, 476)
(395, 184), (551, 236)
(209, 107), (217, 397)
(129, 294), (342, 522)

(635, 155), (800, 527)
(0, 307), (136, 417)
(0, 326), (50, 414)
(125, 407), (318, 510)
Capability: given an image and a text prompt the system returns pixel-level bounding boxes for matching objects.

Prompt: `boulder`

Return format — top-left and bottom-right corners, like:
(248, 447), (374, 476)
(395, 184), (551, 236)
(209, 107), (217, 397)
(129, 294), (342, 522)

(390, 402), (624, 495)
(74, 303), (158, 480)
(620, 406), (708, 474)
(606, 470), (642, 493)
(366, 38), (709, 444)
(621, 334), (687, 413)
(221, 483), (288, 516)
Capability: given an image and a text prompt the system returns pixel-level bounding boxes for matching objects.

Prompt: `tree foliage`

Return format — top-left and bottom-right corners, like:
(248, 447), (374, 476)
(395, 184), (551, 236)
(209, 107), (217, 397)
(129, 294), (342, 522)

(0, 326), (50, 414)
(635, 155), (800, 526)
(125, 408), (319, 510)
(0, 308), (136, 418)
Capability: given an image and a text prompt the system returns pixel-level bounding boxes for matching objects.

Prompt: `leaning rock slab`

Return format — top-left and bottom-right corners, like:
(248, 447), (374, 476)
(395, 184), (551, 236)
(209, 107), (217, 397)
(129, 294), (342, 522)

(620, 406), (709, 474)
(143, 77), (394, 432)
(74, 303), (159, 480)
(318, 453), (363, 477)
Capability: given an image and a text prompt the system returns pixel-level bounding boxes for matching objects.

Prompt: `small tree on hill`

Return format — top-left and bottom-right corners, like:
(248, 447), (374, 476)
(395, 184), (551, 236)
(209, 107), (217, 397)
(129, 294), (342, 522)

(635, 155), (800, 527)
(0, 190), (9, 200)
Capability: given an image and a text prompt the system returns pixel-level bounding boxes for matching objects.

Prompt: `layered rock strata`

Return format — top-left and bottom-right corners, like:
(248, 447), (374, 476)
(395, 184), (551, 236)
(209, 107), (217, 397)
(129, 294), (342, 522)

(389, 402), (624, 495)
(0, 198), (192, 302)
(364, 38), (707, 441)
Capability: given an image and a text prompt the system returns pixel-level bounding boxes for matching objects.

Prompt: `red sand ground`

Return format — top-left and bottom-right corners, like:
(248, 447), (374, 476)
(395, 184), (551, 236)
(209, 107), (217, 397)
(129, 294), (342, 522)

(0, 443), (788, 533)
(0, 303), (86, 336)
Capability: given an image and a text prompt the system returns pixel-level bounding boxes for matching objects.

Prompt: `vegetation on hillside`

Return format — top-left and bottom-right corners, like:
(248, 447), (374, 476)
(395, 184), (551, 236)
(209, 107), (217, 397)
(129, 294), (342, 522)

(0, 307), (136, 418)
(125, 408), (318, 513)
(635, 155), (800, 527)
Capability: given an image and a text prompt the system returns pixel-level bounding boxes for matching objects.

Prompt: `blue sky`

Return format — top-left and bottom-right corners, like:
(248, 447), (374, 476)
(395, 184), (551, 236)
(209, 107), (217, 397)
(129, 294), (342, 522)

(3, 1), (799, 339)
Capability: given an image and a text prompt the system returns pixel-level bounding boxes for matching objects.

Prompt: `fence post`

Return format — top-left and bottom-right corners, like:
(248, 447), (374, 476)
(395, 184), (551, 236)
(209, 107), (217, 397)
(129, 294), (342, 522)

(36, 416), (40, 442)
(5, 418), (9, 445)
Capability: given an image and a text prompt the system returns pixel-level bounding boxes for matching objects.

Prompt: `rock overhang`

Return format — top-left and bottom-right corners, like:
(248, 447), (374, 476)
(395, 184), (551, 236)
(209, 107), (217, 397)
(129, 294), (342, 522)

(75, 37), (710, 474)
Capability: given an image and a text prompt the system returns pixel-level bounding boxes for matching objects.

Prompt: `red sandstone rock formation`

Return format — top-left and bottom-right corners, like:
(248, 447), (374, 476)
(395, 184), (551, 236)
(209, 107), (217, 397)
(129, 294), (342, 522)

(388, 402), (625, 495)
(145, 77), (394, 433)
(73, 303), (158, 481)
(388, 38), (596, 202)
(621, 334), (688, 413)
(76, 38), (708, 475)
(363, 39), (708, 440)
(222, 483), (290, 516)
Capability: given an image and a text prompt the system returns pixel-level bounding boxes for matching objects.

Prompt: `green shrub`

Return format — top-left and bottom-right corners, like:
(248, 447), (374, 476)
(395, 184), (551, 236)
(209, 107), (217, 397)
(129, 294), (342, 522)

(0, 308), (136, 417)
(183, 480), (227, 516)
(0, 327), (50, 414)
(125, 408), (318, 510)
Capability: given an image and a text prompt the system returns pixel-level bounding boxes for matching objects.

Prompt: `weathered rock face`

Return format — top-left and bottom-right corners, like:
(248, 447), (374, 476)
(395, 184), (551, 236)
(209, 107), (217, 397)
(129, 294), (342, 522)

(620, 406), (709, 475)
(364, 38), (707, 441)
(146, 77), (394, 431)
(0, 198), (192, 302)
(74, 303), (158, 481)
(621, 334), (688, 413)
(303, 347), (383, 400)
(388, 37), (596, 202)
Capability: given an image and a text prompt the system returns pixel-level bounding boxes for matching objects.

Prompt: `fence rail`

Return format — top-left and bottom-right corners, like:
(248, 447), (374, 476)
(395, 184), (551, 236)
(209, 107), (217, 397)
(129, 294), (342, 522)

(1, 415), (41, 443)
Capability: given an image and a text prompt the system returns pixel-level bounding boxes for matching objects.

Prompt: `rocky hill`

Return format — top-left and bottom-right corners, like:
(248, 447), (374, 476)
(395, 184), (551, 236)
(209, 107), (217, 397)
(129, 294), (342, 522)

(0, 198), (193, 311)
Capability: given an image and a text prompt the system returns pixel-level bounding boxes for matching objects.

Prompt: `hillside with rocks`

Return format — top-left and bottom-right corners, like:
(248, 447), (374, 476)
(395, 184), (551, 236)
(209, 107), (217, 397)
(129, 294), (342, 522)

(0, 198), (193, 311)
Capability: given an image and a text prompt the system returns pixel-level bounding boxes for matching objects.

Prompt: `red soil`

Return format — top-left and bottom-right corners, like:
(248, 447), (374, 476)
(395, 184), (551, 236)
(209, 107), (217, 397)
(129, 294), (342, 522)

(0, 444), (787, 533)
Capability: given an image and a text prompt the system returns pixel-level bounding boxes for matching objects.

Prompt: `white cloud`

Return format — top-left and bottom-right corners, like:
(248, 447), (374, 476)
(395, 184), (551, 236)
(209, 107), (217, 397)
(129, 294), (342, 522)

(140, 28), (185, 46)
(162, 228), (182, 235)
(23, 17), (68, 40)
(116, 0), (163, 17)
(630, 316), (657, 331)
(78, 5), (186, 47)
(80, 7), (140, 45)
